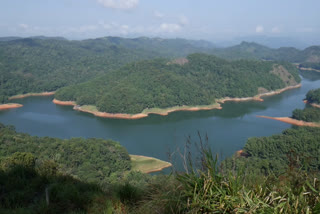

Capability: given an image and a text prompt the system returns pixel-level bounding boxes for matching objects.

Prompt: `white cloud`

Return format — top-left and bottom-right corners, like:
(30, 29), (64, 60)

(158, 23), (181, 33)
(178, 15), (189, 26)
(271, 26), (281, 33)
(19, 23), (29, 30)
(97, 0), (139, 10)
(154, 11), (164, 18)
(255, 25), (264, 33)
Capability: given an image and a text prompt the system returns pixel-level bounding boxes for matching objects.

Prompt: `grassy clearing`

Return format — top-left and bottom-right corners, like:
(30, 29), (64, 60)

(130, 155), (172, 173)
(79, 105), (99, 112)
(141, 103), (220, 115)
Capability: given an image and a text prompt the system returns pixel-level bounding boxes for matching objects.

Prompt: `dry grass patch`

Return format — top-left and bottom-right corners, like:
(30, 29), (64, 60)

(130, 155), (172, 173)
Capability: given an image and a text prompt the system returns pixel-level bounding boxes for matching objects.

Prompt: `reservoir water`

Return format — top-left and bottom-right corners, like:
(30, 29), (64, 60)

(1, 70), (320, 163)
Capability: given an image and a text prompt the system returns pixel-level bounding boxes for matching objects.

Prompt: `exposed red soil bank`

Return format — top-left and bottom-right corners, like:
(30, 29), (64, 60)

(304, 100), (320, 108)
(256, 115), (320, 128)
(0, 103), (23, 110)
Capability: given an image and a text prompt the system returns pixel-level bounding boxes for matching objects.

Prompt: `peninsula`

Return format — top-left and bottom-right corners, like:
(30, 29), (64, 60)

(53, 83), (301, 119)
(256, 115), (320, 128)
(53, 53), (301, 119)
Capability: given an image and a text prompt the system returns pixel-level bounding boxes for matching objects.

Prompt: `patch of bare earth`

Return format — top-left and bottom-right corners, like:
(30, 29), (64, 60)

(306, 55), (320, 63)
(167, 58), (189, 65)
(258, 87), (269, 94)
(270, 65), (297, 86)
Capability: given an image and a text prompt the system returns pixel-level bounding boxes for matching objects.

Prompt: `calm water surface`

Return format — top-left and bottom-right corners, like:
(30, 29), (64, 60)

(1, 71), (320, 162)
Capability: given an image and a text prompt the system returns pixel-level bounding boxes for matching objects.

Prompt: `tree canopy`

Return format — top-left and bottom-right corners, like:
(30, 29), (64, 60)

(306, 88), (320, 104)
(0, 123), (131, 184)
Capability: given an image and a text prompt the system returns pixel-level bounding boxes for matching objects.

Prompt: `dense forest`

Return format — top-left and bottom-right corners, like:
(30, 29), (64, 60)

(224, 126), (320, 176)
(1, 36), (319, 105)
(1, 122), (320, 213)
(0, 123), (131, 184)
(292, 107), (320, 122)
(55, 53), (300, 114)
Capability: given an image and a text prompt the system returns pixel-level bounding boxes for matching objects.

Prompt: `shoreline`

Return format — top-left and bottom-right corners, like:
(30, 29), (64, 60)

(9, 91), (55, 100)
(52, 83), (301, 120)
(304, 100), (320, 108)
(0, 103), (23, 110)
(235, 149), (248, 158)
(256, 115), (320, 128)
(299, 67), (320, 73)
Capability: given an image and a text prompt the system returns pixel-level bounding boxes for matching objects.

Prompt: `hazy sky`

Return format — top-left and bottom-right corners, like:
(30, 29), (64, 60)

(1, 0), (319, 42)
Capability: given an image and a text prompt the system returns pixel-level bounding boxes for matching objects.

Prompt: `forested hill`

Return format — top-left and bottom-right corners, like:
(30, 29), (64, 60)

(0, 36), (214, 103)
(55, 53), (300, 114)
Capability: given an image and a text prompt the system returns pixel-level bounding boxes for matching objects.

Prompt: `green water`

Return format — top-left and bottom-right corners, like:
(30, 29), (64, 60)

(1, 71), (320, 163)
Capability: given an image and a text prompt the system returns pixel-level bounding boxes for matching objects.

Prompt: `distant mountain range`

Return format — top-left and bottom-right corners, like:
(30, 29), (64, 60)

(217, 35), (314, 49)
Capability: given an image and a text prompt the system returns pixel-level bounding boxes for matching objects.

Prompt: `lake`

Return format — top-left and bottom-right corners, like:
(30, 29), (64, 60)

(1, 70), (320, 164)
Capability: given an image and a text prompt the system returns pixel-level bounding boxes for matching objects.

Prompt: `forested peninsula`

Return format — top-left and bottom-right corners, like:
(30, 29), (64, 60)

(54, 53), (300, 117)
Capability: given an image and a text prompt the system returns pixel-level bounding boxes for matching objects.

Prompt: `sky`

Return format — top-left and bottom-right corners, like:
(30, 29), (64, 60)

(1, 0), (320, 45)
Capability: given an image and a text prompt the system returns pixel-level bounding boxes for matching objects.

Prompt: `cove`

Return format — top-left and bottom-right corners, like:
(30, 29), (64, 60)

(1, 70), (320, 164)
